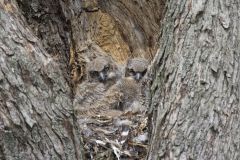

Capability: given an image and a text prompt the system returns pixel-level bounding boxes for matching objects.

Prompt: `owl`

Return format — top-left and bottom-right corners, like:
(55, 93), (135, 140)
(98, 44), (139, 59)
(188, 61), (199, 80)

(74, 57), (149, 116)
(73, 55), (121, 117)
(117, 57), (149, 111)
(125, 57), (148, 82)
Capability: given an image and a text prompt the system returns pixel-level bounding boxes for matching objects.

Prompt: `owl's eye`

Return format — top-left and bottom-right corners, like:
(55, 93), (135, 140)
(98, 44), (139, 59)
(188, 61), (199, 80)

(90, 71), (99, 77)
(142, 69), (147, 76)
(104, 66), (110, 72)
(129, 69), (135, 74)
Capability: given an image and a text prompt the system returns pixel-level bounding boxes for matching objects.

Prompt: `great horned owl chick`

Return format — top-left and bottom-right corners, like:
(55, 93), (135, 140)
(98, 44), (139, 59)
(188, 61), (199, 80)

(125, 57), (148, 82)
(74, 56), (121, 117)
(117, 57), (149, 111)
(75, 57), (149, 116)
(120, 57), (149, 110)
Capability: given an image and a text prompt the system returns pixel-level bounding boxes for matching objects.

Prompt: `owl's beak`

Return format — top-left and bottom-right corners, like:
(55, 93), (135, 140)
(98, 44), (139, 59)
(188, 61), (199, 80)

(135, 72), (142, 81)
(99, 72), (107, 82)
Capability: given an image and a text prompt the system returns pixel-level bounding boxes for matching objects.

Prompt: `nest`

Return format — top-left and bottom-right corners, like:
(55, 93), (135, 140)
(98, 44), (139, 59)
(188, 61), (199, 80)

(77, 109), (149, 160)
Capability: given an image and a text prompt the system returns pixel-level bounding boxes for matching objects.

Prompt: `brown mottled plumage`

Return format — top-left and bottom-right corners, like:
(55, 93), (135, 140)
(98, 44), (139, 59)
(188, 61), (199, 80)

(117, 57), (149, 111)
(75, 57), (149, 117)
(73, 56), (121, 117)
(74, 81), (123, 117)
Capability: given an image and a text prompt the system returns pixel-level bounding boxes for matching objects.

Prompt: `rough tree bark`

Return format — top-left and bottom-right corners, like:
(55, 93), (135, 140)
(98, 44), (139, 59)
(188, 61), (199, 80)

(0, 0), (164, 159)
(0, 2), (83, 159)
(2, 0), (239, 159)
(16, 0), (74, 84)
(148, 0), (240, 159)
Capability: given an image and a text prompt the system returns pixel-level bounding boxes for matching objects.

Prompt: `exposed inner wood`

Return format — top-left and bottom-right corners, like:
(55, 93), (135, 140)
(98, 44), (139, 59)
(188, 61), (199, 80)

(16, 0), (165, 85)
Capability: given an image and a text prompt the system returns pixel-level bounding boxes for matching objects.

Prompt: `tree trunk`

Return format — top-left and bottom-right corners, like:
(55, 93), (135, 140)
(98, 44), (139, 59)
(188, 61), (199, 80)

(148, 0), (240, 159)
(0, 2), (83, 159)
(2, 0), (240, 159)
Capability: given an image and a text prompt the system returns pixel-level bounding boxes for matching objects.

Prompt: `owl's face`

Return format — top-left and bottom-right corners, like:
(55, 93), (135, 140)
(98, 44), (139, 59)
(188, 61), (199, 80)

(87, 57), (118, 83)
(125, 58), (148, 81)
